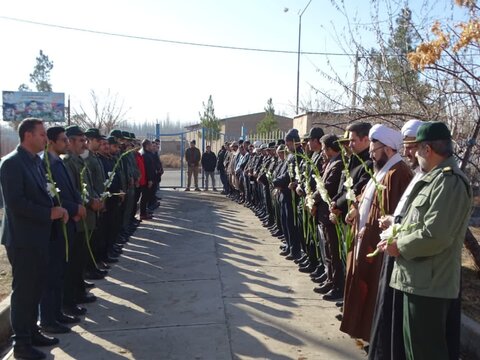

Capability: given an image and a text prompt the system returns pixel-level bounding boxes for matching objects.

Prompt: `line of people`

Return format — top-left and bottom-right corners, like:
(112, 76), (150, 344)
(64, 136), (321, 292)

(0, 118), (163, 360)
(220, 121), (472, 360)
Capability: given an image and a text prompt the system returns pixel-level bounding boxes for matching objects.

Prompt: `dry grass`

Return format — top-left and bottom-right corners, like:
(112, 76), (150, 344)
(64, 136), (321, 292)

(463, 227), (480, 323)
(160, 153), (182, 168)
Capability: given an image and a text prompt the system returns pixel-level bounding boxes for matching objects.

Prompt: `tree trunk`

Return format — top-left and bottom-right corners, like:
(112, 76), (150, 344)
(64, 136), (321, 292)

(465, 228), (480, 276)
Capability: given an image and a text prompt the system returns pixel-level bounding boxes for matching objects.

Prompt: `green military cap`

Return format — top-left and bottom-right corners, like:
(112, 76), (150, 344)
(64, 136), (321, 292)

(107, 136), (118, 145)
(130, 132), (136, 139)
(65, 125), (85, 137)
(405, 122), (452, 144)
(260, 143), (268, 150)
(121, 131), (131, 140)
(84, 128), (102, 139)
(268, 141), (276, 149)
(109, 129), (124, 139)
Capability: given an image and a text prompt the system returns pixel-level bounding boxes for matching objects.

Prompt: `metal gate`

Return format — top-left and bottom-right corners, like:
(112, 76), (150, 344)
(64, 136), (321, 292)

(153, 128), (225, 189)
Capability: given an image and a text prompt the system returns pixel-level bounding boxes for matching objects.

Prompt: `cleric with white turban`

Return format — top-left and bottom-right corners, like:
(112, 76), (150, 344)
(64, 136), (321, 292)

(401, 119), (424, 140)
(368, 124), (403, 151)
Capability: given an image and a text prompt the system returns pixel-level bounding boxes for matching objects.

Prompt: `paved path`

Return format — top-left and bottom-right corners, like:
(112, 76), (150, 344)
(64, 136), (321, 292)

(4, 190), (364, 360)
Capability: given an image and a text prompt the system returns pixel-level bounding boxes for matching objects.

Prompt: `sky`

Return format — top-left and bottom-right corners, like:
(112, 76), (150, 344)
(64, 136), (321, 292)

(0, 0), (466, 127)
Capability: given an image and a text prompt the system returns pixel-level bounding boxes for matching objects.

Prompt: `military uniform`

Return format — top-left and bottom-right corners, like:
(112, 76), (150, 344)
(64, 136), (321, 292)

(390, 157), (472, 360)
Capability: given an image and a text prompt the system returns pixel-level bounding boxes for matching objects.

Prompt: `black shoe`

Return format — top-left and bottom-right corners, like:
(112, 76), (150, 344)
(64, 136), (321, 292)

(310, 266), (326, 278)
(294, 254), (308, 264)
(77, 294), (97, 304)
(312, 273), (328, 283)
(194, 188), (201, 192)
(104, 256), (119, 263)
(335, 301), (344, 308)
(314, 282), (333, 294)
(285, 254), (301, 261)
(97, 261), (111, 270)
(279, 249), (290, 256)
(84, 280), (95, 289)
(299, 262), (318, 273)
(31, 331), (59, 347)
(84, 270), (105, 280)
(298, 258), (311, 267)
(335, 313), (343, 321)
(40, 322), (71, 334)
(13, 345), (46, 359)
(63, 305), (87, 316)
(57, 313), (81, 324)
(322, 288), (344, 302)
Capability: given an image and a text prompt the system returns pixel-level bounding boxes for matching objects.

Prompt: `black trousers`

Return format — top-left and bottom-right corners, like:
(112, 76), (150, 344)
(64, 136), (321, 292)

(63, 232), (87, 306)
(322, 223), (344, 290)
(138, 186), (152, 216)
(6, 245), (48, 345)
(40, 238), (68, 325)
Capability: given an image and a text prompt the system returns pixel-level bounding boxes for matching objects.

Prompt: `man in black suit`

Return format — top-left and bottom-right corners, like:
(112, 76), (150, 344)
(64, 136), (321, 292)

(40, 126), (86, 334)
(0, 118), (69, 360)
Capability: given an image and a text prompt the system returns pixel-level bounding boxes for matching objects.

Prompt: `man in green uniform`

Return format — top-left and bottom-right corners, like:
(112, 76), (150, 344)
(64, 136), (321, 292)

(63, 125), (104, 316)
(380, 122), (472, 360)
(120, 131), (140, 238)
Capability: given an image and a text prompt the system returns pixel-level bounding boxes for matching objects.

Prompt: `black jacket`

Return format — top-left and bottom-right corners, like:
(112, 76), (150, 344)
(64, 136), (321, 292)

(201, 151), (217, 172)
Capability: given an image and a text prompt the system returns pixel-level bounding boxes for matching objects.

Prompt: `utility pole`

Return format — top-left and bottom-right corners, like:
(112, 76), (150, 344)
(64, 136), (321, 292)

(351, 52), (360, 110)
(295, 0), (313, 115)
(67, 95), (71, 126)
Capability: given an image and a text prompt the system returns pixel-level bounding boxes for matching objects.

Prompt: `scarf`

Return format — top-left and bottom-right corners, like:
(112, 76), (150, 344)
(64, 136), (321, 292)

(356, 152), (402, 260)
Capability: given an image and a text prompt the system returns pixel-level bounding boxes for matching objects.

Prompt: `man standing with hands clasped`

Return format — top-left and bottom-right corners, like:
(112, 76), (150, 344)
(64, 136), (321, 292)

(0, 118), (69, 360)
(378, 122), (472, 360)
(185, 140), (201, 191)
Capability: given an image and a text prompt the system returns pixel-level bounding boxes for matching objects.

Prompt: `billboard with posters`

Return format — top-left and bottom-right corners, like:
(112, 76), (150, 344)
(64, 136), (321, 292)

(2, 91), (65, 122)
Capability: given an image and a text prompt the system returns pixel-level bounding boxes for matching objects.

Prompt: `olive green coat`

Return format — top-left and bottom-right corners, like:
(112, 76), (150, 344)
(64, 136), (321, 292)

(390, 156), (472, 299)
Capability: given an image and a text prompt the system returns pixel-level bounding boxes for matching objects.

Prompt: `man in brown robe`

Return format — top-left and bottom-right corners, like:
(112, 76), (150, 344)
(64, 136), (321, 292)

(340, 124), (412, 342)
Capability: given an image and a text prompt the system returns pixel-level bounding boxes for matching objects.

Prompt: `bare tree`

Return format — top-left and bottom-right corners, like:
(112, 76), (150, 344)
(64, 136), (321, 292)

(72, 90), (129, 134)
(304, 0), (480, 271)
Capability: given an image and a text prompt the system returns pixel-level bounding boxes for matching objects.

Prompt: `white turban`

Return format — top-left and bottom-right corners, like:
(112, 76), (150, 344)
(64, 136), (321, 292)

(401, 119), (424, 139)
(368, 124), (403, 151)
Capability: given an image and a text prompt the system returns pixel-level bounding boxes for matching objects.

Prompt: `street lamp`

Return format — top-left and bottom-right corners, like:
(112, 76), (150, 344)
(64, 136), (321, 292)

(286, 0), (313, 115)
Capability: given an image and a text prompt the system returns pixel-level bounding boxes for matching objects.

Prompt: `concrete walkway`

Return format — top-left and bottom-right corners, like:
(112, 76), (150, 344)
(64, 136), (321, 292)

(4, 190), (364, 360)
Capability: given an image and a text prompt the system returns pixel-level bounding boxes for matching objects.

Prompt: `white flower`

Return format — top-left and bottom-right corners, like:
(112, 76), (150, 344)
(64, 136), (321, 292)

(379, 223), (401, 242)
(46, 182), (59, 198)
(100, 191), (112, 199)
(313, 175), (330, 203)
(287, 163), (294, 177)
(346, 188), (356, 201)
(344, 176), (353, 189)
(305, 193), (315, 210)
(295, 165), (302, 182)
